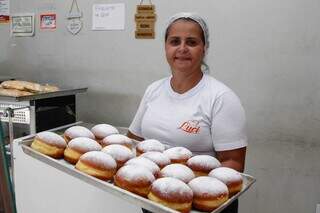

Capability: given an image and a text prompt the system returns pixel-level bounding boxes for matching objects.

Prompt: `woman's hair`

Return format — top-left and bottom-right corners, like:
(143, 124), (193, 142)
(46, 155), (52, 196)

(164, 12), (210, 72)
(165, 18), (206, 45)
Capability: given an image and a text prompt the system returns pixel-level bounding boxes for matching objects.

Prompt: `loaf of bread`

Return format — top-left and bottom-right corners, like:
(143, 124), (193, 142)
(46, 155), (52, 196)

(40, 84), (59, 92)
(0, 88), (34, 97)
(0, 80), (60, 95)
(1, 80), (43, 92)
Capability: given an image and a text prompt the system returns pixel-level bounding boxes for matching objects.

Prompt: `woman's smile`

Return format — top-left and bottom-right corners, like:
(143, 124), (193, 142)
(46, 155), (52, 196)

(175, 56), (192, 61)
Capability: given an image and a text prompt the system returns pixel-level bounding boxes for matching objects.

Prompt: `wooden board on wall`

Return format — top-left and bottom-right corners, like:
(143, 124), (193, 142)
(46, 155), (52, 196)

(135, 13), (156, 22)
(136, 5), (155, 14)
(136, 21), (154, 30)
(135, 30), (154, 39)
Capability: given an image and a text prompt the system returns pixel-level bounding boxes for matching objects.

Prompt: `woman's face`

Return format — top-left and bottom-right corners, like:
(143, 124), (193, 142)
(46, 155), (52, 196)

(165, 20), (205, 75)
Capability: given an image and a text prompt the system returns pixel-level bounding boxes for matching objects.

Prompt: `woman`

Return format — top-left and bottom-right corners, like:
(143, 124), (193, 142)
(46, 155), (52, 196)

(128, 12), (247, 213)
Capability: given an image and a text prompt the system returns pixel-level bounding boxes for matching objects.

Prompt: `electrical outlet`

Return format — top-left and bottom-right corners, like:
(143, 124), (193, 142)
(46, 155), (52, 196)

(316, 204), (320, 213)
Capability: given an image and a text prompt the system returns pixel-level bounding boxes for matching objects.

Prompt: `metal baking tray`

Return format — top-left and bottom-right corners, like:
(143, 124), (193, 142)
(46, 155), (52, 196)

(0, 87), (88, 102)
(17, 122), (256, 213)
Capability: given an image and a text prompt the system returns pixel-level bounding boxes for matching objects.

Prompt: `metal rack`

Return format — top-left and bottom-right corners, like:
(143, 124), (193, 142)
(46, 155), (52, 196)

(0, 107), (30, 191)
(0, 110), (17, 213)
(0, 88), (87, 102)
(0, 104), (30, 124)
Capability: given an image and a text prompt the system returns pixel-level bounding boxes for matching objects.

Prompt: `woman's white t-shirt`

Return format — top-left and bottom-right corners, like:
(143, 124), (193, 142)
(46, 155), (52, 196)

(129, 74), (247, 156)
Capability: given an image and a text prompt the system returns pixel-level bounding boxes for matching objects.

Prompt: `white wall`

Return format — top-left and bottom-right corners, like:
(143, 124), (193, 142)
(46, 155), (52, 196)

(1, 0), (320, 212)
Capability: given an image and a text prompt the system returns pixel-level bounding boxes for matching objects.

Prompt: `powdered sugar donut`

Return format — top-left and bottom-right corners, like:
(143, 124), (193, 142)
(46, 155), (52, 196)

(31, 131), (67, 159)
(148, 177), (193, 213)
(114, 165), (155, 197)
(101, 134), (133, 149)
(188, 176), (229, 211)
(64, 137), (102, 164)
(141, 151), (171, 169)
(163, 147), (192, 164)
(102, 144), (134, 168)
(160, 164), (195, 183)
(136, 139), (165, 156)
(186, 155), (221, 177)
(208, 167), (243, 196)
(64, 126), (95, 143)
(124, 157), (160, 177)
(91, 124), (119, 142)
(75, 151), (117, 180)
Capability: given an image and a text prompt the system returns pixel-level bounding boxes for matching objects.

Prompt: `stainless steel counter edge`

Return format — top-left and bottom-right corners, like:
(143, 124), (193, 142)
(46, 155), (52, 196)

(0, 87), (88, 102)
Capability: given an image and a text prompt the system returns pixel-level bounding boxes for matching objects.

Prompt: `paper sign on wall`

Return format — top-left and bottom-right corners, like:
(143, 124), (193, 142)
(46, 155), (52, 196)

(92, 3), (125, 31)
(0, 0), (10, 24)
(11, 13), (35, 36)
(40, 13), (56, 29)
(66, 0), (82, 35)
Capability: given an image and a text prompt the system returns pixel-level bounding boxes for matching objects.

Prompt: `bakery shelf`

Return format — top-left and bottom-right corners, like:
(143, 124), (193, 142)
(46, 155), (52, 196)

(0, 87), (88, 102)
(17, 122), (256, 213)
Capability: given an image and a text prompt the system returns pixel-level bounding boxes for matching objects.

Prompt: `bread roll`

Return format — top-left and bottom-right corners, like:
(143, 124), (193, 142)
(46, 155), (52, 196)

(114, 165), (155, 197)
(148, 177), (193, 213)
(124, 157), (160, 178)
(91, 124), (119, 142)
(186, 155), (221, 177)
(208, 167), (243, 196)
(64, 137), (102, 164)
(188, 176), (229, 211)
(63, 126), (95, 143)
(75, 151), (117, 180)
(163, 147), (192, 164)
(136, 139), (165, 156)
(160, 164), (195, 183)
(31, 132), (67, 158)
(140, 152), (171, 169)
(102, 144), (134, 168)
(101, 134), (133, 149)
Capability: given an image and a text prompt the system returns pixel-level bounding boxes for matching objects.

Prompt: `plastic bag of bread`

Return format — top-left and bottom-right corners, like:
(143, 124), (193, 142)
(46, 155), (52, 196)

(0, 88), (34, 97)
(1, 80), (60, 94)
(40, 84), (59, 92)
(1, 80), (43, 92)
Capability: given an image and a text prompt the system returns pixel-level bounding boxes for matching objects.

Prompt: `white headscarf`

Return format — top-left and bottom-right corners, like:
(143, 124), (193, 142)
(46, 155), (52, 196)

(165, 12), (210, 53)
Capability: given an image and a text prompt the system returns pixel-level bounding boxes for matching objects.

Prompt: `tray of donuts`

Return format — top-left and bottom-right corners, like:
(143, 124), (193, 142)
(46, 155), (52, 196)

(19, 122), (255, 213)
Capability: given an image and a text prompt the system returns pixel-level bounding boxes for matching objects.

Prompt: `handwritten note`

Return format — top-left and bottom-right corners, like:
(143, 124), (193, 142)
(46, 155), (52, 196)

(92, 3), (125, 30)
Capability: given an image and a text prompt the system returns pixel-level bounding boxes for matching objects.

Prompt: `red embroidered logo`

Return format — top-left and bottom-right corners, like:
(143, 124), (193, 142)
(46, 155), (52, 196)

(179, 120), (200, 134)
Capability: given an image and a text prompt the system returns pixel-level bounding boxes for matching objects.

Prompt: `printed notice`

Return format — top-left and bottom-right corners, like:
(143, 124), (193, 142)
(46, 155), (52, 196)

(92, 3), (125, 30)
(40, 13), (56, 29)
(11, 13), (35, 36)
(0, 0), (9, 23)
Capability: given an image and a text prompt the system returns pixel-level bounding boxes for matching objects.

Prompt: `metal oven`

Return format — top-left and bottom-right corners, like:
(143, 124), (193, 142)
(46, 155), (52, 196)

(0, 88), (87, 140)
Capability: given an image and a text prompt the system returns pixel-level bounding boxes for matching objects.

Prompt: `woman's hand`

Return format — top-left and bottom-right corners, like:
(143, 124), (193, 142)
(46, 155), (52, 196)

(216, 147), (246, 173)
